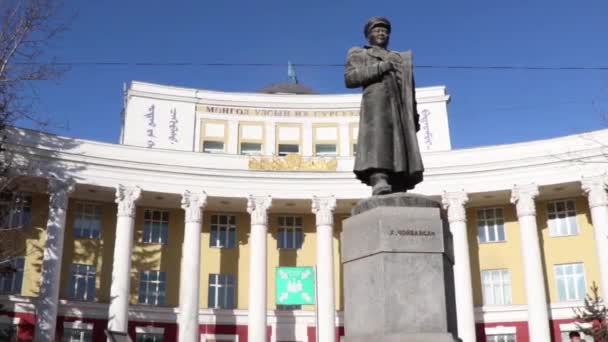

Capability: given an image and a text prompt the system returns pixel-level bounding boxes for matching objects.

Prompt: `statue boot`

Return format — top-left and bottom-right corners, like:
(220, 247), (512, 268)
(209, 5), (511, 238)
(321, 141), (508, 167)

(370, 172), (392, 196)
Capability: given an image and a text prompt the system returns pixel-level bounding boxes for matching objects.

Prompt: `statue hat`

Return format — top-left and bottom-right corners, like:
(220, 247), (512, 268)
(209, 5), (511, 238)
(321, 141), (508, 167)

(364, 16), (391, 37)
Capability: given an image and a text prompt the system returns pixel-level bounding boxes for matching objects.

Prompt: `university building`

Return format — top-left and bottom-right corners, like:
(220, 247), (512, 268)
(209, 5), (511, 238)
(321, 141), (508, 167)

(1, 80), (607, 342)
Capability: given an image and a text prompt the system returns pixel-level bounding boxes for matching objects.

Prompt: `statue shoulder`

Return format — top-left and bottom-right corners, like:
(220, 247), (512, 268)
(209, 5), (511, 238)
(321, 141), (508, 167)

(347, 46), (366, 56)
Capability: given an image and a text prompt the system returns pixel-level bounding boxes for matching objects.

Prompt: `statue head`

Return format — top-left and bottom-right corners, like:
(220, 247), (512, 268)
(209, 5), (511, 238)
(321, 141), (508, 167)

(364, 16), (391, 48)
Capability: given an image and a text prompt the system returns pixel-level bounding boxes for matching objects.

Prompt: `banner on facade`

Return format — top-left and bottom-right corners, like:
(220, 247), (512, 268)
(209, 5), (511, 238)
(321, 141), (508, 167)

(275, 267), (316, 305)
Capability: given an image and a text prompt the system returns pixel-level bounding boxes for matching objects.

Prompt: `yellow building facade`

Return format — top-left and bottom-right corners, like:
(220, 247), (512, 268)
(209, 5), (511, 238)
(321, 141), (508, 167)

(0, 81), (607, 342)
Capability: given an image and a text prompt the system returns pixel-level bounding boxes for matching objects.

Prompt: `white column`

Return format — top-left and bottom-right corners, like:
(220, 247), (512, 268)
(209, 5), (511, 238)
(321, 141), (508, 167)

(247, 195), (272, 342)
(511, 184), (551, 342)
(107, 185), (142, 334)
(178, 190), (207, 342)
(581, 175), (608, 296)
(312, 195), (337, 342)
(441, 191), (476, 342)
(35, 177), (75, 342)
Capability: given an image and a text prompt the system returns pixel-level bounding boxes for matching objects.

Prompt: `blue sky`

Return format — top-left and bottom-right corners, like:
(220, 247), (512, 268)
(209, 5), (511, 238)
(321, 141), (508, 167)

(27, 0), (608, 149)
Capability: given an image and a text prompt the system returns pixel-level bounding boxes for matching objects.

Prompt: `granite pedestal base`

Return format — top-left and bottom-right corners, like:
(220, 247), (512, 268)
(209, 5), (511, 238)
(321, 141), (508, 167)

(341, 193), (459, 342)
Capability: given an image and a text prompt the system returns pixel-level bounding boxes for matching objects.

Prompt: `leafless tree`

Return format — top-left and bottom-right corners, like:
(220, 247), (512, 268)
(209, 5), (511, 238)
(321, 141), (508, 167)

(0, 0), (71, 286)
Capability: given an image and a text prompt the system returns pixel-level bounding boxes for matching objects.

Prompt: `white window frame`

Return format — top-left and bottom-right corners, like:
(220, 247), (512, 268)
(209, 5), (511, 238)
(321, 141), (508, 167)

(481, 269), (512, 305)
(559, 323), (593, 342)
(0, 257), (24, 295)
(314, 143), (337, 157)
(142, 209), (169, 244)
(477, 207), (506, 243)
(138, 270), (166, 306)
(0, 192), (32, 229)
(277, 215), (303, 249)
(210, 214), (237, 248)
(208, 274), (236, 309)
(203, 140), (225, 154)
(135, 326), (165, 342)
(73, 202), (102, 240)
(547, 199), (578, 237)
(277, 143), (299, 156)
(68, 264), (96, 301)
(555, 262), (587, 301)
(63, 321), (94, 342)
(239, 142), (262, 155)
(201, 334), (239, 342)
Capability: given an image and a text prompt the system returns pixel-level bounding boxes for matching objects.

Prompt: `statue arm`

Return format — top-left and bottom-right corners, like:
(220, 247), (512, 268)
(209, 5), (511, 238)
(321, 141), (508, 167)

(344, 48), (385, 88)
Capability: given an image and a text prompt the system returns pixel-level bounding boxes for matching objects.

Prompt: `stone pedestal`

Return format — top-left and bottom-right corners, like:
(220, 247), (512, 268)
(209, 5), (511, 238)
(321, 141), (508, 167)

(341, 193), (459, 342)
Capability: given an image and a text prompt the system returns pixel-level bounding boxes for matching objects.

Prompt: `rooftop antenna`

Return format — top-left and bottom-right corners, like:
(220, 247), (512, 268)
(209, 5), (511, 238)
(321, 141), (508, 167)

(287, 61), (298, 84)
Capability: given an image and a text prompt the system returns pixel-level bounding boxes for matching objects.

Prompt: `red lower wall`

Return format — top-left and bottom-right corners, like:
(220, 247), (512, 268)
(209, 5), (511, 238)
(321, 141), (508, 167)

(4, 311), (583, 342)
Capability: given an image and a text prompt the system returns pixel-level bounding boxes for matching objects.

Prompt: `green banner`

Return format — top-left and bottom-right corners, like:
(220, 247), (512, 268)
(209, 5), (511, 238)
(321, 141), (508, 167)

(275, 267), (316, 305)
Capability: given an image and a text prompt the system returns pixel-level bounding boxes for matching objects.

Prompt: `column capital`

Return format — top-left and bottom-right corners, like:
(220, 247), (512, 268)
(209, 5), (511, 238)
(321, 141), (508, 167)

(311, 195), (337, 226)
(115, 185), (142, 218)
(511, 183), (539, 217)
(581, 175), (608, 208)
(181, 190), (208, 223)
(247, 195), (272, 226)
(47, 177), (75, 209)
(441, 190), (469, 223)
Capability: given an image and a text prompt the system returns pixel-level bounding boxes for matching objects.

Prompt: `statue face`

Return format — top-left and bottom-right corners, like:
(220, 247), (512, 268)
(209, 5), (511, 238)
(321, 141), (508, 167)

(367, 26), (389, 48)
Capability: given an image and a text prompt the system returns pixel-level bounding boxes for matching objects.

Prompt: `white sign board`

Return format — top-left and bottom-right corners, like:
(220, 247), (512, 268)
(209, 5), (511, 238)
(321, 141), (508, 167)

(122, 96), (195, 151)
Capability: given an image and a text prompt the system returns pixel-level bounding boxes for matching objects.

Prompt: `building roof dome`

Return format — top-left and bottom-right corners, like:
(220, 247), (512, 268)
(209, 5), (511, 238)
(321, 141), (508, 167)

(258, 62), (316, 95)
(258, 82), (316, 95)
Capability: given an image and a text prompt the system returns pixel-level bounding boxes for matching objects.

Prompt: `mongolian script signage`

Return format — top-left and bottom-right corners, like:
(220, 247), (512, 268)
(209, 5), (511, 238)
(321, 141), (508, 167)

(419, 109), (433, 150)
(144, 105), (156, 148)
(168, 108), (179, 144)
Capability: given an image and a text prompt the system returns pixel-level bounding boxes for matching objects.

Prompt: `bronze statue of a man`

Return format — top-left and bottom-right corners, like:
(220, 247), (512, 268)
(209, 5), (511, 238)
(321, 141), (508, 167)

(345, 16), (424, 196)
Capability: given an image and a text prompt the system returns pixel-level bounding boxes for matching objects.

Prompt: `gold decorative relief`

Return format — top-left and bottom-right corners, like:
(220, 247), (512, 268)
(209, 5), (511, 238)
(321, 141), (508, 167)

(248, 153), (337, 171)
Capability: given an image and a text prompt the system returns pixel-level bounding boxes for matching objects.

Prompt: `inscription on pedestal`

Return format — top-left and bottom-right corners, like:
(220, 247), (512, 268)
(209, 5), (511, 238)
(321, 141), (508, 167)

(389, 229), (436, 237)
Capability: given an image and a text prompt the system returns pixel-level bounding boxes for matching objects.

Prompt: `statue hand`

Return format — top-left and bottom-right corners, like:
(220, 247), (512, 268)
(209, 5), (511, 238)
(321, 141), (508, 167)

(378, 61), (394, 74)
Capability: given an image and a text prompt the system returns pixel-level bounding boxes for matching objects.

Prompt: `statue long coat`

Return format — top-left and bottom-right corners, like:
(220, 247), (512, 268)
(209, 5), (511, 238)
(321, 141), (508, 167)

(345, 46), (424, 191)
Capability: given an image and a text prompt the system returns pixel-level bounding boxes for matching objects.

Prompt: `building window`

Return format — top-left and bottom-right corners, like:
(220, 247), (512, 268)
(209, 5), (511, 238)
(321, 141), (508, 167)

(240, 142), (262, 155)
(135, 327), (164, 342)
(143, 209), (169, 244)
(277, 216), (303, 249)
(559, 323), (593, 341)
(315, 144), (337, 156)
(486, 335), (516, 342)
(481, 269), (512, 305)
(210, 214), (236, 248)
(555, 263), (586, 301)
(477, 208), (505, 243)
(352, 143), (357, 156)
(0, 192), (31, 229)
(547, 199), (578, 236)
(278, 144), (299, 156)
(68, 264), (96, 301)
(136, 334), (164, 342)
(73, 202), (102, 239)
(201, 335), (238, 342)
(0, 257), (24, 295)
(63, 322), (93, 342)
(139, 270), (166, 305)
(203, 140), (224, 153)
(208, 274), (236, 309)
(0, 323), (17, 341)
